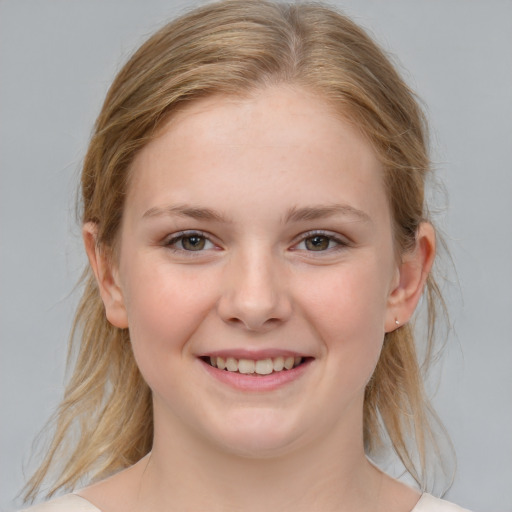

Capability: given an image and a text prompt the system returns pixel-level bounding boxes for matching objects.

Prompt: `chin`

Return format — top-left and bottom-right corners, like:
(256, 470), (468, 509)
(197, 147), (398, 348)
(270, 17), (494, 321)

(205, 408), (304, 458)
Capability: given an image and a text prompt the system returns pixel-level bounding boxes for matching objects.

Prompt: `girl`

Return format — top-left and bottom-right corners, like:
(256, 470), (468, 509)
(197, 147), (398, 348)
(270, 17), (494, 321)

(21, 1), (470, 510)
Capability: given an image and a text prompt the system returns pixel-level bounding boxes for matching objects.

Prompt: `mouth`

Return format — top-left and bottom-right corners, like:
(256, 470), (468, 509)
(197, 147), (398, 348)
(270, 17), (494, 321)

(198, 352), (313, 391)
(200, 355), (309, 376)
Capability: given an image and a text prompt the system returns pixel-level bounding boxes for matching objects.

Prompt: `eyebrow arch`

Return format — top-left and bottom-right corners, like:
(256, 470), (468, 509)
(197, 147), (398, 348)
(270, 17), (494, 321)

(142, 203), (371, 224)
(284, 204), (372, 224)
(142, 204), (231, 223)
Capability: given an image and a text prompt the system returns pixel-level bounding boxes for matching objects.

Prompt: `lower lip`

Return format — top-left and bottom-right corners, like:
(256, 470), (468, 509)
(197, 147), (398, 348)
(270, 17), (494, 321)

(199, 358), (312, 391)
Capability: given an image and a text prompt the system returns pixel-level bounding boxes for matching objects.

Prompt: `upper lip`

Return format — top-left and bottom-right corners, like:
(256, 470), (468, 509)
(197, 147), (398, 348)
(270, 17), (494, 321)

(198, 349), (311, 359)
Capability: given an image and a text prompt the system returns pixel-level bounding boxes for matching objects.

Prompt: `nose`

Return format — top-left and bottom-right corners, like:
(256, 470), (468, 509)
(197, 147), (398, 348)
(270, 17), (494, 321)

(217, 247), (292, 332)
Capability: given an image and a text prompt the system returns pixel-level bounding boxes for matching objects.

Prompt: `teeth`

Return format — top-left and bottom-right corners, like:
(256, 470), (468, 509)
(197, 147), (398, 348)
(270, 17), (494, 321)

(238, 359), (255, 374)
(255, 358), (273, 375)
(207, 355), (303, 374)
(284, 356), (294, 370)
(273, 356), (284, 371)
(226, 357), (238, 372)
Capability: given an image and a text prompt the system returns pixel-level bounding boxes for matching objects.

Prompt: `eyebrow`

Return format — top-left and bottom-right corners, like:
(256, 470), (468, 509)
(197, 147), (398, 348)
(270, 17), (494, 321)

(142, 204), (231, 223)
(141, 203), (371, 224)
(284, 204), (372, 224)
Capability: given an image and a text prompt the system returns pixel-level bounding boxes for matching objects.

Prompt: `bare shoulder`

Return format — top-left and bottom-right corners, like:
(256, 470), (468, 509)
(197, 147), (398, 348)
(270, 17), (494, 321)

(413, 494), (472, 512)
(19, 494), (101, 512)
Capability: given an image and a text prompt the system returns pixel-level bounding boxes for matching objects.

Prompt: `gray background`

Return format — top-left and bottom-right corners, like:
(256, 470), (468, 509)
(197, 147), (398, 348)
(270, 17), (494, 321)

(1, 1), (511, 510)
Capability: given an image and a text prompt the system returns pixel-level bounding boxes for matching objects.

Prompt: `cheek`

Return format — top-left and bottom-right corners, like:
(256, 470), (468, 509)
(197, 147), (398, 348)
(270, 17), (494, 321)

(119, 257), (218, 375)
(300, 260), (390, 328)
(296, 262), (391, 375)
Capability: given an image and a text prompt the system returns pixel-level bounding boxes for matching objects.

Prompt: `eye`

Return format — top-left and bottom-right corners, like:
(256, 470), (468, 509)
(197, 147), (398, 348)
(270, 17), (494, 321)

(165, 231), (215, 252)
(294, 231), (348, 252)
(304, 235), (333, 251)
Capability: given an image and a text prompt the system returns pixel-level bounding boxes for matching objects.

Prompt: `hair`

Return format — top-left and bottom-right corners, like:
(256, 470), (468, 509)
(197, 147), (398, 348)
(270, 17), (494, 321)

(24, 0), (451, 502)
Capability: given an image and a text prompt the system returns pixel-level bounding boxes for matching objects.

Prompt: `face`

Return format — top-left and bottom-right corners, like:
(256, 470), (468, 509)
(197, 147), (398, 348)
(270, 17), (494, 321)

(105, 86), (404, 457)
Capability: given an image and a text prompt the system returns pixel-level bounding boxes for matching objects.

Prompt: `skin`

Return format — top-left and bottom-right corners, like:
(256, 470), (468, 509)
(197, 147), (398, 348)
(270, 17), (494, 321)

(82, 85), (435, 512)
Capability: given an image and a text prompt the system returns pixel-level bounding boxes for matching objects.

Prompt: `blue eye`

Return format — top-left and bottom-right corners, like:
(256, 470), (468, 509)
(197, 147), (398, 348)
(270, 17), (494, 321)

(166, 232), (215, 251)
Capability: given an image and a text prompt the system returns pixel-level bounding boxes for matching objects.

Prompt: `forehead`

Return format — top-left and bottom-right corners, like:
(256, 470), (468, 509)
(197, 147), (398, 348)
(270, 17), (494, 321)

(127, 85), (388, 224)
(153, 86), (371, 157)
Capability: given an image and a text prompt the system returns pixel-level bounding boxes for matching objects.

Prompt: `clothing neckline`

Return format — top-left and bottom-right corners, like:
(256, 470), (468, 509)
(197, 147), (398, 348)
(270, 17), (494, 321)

(72, 491), (431, 512)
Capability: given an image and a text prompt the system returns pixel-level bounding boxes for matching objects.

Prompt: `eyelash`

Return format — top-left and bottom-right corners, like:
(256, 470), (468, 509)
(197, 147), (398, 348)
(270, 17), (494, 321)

(164, 231), (216, 254)
(163, 230), (349, 255)
(292, 230), (350, 254)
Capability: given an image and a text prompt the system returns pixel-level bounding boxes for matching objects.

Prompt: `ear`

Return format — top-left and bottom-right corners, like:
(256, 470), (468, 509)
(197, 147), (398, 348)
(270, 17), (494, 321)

(83, 222), (129, 329)
(385, 222), (436, 332)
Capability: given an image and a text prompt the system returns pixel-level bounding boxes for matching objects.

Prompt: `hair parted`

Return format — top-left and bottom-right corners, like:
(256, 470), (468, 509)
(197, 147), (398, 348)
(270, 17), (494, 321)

(24, 0), (451, 501)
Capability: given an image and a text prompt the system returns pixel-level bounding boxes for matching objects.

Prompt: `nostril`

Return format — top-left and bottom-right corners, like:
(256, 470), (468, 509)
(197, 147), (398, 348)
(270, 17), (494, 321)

(226, 317), (244, 326)
(226, 316), (282, 331)
(216, 282), (292, 332)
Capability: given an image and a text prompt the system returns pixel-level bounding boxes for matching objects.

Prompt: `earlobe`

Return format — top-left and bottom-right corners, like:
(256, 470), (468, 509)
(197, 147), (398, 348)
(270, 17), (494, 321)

(385, 223), (436, 332)
(83, 222), (129, 329)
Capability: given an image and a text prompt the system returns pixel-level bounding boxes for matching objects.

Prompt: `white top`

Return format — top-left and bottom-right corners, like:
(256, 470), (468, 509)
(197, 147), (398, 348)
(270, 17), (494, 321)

(20, 492), (472, 511)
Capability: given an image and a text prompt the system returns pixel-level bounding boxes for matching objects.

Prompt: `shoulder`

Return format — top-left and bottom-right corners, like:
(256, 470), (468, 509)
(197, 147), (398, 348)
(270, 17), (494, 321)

(413, 493), (472, 512)
(19, 494), (101, 512)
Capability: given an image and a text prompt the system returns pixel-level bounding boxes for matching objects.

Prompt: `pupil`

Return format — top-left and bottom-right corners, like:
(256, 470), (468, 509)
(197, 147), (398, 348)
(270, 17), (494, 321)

(307, 236), (329, 251)
(183, 236), (205, 251)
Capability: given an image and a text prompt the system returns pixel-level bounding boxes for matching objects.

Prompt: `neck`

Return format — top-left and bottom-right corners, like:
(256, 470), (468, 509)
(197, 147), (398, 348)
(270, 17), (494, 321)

(77, 400), (421, 512)
(135, 403), (383, 512)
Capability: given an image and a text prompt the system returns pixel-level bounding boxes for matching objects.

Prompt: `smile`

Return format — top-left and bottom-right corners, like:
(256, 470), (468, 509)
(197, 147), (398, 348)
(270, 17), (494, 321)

(207, 356), (303, 375)
(199, 353), (312, 391)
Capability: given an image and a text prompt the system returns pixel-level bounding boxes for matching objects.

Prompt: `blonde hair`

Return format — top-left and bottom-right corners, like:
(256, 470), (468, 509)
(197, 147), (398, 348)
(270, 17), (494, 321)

(25, 0), (450, 501)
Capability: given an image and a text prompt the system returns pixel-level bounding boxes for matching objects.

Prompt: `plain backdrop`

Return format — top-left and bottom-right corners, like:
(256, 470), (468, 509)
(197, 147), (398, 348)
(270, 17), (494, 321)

(1, 1), (511, 511)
